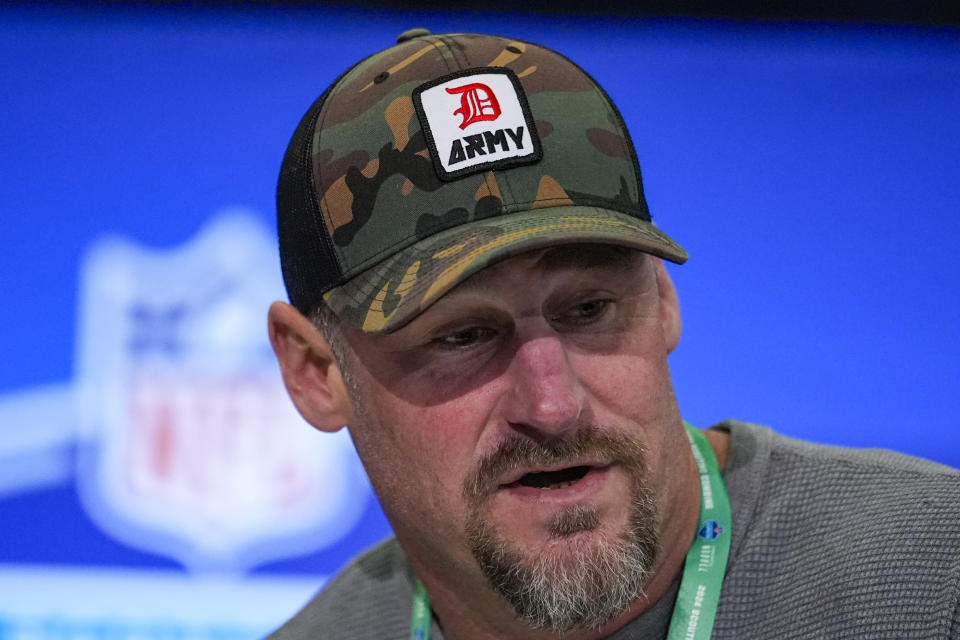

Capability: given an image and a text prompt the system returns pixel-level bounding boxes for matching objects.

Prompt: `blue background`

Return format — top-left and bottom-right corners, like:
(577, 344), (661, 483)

(0, 3), (957, 629)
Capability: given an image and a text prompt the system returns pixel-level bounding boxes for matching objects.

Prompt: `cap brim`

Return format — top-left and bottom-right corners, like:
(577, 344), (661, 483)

(324, 206), (687, 333)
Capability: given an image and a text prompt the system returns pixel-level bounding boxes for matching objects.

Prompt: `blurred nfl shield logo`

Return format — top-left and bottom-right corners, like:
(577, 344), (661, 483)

(75, 210), (370, 571)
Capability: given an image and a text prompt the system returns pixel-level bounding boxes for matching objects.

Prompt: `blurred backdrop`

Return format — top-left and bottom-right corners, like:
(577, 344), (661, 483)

(1, 2), (958, 638)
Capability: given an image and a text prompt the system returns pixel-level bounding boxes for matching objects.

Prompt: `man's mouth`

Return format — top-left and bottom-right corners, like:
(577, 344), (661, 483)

(508, 465), (594, 490)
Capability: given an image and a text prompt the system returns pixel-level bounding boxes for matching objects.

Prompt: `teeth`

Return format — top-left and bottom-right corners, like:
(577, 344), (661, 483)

(542, 480), (575, 490)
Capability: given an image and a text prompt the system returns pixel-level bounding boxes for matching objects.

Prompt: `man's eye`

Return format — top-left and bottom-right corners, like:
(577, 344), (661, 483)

(559, 299), (611, 324)
(433, 326), (496, 349)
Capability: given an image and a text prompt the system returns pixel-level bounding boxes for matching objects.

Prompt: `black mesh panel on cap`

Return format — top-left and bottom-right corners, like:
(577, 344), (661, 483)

(277, 86), (343, 315)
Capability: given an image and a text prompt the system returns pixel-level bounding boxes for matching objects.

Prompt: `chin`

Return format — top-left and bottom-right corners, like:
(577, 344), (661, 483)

(466, 496), (659, 633)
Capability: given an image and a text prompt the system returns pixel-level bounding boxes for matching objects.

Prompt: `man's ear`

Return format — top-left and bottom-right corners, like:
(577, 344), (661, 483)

(652, 258), (682, 354)
(267, 301), (353, 432)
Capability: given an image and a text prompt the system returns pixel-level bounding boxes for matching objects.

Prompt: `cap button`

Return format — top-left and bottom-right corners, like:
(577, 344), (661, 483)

(397, 28), (431, 43)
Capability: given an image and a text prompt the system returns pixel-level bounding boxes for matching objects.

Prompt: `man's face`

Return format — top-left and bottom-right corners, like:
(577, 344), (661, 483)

(337, 245), (689, 631)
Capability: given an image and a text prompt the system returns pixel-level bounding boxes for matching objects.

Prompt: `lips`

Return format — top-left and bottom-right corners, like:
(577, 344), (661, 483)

(501, 462), (606, 491)
(513, 465), (590, 489)
(465, 427), (643, 503)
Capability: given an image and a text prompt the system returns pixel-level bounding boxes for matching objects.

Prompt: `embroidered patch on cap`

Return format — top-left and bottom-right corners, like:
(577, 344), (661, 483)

(413, 67), (542, 182)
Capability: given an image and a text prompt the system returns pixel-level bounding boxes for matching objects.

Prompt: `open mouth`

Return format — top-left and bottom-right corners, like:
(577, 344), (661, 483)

(512, 465), (592, 490)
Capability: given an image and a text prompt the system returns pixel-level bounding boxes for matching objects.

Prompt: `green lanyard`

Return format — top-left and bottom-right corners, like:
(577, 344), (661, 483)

(410, 579), (432, 640)
(409, 422), (731, 640)
(665, 422), (732, 640)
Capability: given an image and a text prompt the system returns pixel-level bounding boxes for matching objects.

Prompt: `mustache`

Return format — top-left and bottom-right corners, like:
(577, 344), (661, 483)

(463, 427), (648, 502)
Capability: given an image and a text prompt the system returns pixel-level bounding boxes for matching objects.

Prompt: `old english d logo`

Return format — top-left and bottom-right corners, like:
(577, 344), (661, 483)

(414, 67), (542, 181)
(446, 82), (501, 129)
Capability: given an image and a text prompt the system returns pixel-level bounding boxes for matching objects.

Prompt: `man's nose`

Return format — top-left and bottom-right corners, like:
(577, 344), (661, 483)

(501, 330), (585, 437)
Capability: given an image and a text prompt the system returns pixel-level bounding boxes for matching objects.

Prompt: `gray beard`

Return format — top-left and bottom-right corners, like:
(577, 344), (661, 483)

(464, 429), (660, 633)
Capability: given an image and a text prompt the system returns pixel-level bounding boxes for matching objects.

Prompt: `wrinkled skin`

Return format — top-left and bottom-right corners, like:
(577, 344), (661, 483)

(269, 246), (721, 639)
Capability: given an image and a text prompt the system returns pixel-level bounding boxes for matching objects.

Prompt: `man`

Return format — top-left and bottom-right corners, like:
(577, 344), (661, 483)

(267, 30), (960, 639)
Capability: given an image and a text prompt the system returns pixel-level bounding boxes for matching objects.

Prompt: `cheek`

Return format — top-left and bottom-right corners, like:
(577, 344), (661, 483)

(576, 339), (681, 493)
(579, 320), (675, 412)
(348, 386), (489, 530)
(575, 326), (683, 494)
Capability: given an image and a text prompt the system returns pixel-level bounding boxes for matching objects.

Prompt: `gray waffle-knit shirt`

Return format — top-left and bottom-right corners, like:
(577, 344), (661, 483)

(268, 421), (960, 639)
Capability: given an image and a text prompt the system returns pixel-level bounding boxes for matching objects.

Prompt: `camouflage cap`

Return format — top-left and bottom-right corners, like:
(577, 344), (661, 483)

(278, 30), (687, 333)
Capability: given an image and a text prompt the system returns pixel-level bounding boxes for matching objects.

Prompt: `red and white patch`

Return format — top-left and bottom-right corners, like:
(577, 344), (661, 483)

(414, 68), (542, 181)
